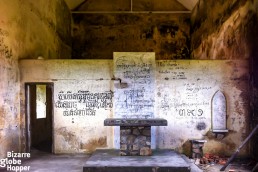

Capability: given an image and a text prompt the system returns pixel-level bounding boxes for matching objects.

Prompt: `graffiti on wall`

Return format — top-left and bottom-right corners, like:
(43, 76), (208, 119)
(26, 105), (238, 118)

(155, 60), (250, 148)
(156, 61), (213, 122)
(55, 90), (113, 116)
(114, 52), (155, 118)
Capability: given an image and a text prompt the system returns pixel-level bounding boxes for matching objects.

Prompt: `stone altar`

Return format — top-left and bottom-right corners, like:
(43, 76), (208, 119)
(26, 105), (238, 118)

(104, 118), (167, 156)
(83, 118), (191, 172)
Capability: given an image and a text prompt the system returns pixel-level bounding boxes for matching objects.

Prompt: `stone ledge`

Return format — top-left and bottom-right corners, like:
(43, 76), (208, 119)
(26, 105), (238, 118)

(104, 118), (167, 126)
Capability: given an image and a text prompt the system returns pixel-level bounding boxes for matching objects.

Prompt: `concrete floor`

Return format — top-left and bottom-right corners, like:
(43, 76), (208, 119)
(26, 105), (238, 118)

(84, 149), (192, 172)
(0, 149), (90, 172)
(0, 149), (255, 172)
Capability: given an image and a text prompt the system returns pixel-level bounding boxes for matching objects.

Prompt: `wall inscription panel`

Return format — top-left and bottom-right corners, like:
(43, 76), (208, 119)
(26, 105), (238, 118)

(113, 52), (156, 118)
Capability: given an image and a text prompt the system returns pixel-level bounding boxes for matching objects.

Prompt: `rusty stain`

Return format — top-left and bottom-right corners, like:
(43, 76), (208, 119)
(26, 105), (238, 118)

(56, 127), (79, 149)
(80, 137), (107, 153)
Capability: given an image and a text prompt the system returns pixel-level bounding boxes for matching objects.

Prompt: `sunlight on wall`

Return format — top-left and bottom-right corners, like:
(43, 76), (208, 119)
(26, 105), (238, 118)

(36, 85), (47, 119)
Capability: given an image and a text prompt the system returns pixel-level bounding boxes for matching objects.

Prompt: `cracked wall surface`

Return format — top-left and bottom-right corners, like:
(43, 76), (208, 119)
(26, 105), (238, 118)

(0, 0), (71, 158)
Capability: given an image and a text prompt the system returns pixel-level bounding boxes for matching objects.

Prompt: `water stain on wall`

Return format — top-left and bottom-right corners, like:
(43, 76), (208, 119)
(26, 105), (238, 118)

(72, 13), (190, 60)
(196, 122), (206, 130)
(80, 136), (107, 153)
(56, 127), (80, 150)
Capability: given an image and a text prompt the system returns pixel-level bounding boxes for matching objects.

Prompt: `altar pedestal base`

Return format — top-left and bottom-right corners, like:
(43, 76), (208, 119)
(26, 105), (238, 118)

(83, 149), (190, 172)
(104, 118), (168, 156)
(120, 126), (151, 156)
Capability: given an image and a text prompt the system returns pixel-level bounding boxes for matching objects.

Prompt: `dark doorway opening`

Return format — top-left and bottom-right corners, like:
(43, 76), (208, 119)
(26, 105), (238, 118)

(25, 83), (53, 153)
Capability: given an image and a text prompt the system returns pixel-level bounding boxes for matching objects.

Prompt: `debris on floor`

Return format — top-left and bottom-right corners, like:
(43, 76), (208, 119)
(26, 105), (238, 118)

(191, 153), (258, 172)
(200, 153), (228, 165)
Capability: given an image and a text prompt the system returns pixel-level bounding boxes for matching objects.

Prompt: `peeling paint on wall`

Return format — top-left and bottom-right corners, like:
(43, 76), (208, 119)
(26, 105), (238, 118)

(19, 59), (250, 156)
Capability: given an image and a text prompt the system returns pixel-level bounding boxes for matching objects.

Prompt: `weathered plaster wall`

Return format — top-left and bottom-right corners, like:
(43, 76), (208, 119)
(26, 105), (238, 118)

(19, 60), (114, 153)
(0, 0), (71, 158)
(72, 0), (190, 60)
(191, 0), (258, 158)
(156, 60), (249, 157)
(19, 59), (249, 156)
(72, 13), (190, 60)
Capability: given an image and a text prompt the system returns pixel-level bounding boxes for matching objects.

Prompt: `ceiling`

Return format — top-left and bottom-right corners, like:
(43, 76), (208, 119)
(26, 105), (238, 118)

(64, 0), (198, 11)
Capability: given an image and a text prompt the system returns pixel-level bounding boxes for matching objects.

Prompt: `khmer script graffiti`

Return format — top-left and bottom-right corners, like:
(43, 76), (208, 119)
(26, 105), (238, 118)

(55, 90), (113, 116)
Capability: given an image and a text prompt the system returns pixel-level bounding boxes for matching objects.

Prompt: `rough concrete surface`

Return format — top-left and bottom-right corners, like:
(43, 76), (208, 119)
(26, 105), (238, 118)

(0, 149), (90, 172)
(84, 149), (191, 172)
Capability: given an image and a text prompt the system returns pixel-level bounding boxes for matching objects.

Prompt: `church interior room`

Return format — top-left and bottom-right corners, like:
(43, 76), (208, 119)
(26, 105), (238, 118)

(1, 0), (258, 171)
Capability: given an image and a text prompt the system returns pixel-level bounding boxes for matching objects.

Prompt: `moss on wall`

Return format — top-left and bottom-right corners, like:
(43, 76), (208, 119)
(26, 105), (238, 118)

(72, 13), (190, 60)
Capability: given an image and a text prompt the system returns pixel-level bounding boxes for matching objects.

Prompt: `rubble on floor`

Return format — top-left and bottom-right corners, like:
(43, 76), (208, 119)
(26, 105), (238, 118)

(199, 153), (228, 165)
(191, 153), (258, 172)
